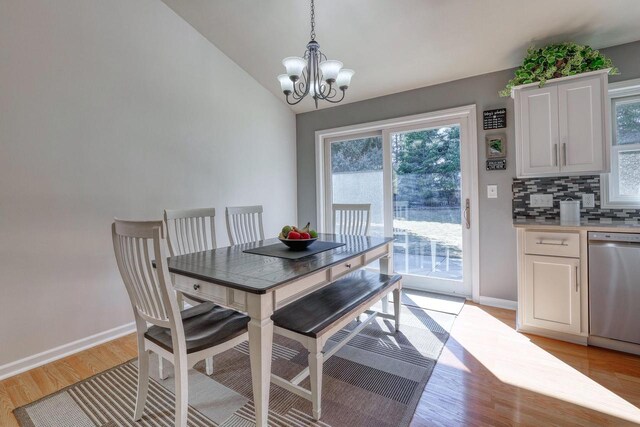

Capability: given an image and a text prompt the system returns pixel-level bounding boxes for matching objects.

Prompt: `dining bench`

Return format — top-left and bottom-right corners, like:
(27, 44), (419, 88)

(270, 269), (402, 420)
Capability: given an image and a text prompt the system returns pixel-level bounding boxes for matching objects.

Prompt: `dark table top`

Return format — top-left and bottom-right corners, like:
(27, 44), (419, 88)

(167, 234), (393, 294)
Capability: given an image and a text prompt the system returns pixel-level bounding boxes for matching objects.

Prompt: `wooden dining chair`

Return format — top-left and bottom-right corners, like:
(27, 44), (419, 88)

(164, 208), (217, 257)
(332, 203), (371, 236)
(164, 207), (217, 376)
(112, 219), (249, 427)
(225, 205), (265, 245)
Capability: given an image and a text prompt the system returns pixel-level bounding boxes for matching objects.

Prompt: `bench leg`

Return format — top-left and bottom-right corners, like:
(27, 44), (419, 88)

(308, 343), (323, 421)
(381, 295), (389, 314)
(393, 288), (401, 332)
(158, 355), (169, 380)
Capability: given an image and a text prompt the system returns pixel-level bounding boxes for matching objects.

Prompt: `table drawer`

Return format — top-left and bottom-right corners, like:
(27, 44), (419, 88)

(175, 279), (227, 305)
(365, 243), (390, 263)
(330, 256), (364, 279)
(524, 231), (580, 258)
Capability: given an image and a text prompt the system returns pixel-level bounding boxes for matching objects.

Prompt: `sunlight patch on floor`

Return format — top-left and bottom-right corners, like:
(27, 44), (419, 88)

(457, 305), (640, 424)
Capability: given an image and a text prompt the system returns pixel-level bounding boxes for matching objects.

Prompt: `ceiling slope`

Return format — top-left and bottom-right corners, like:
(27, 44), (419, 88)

(161, 0), (640, 113)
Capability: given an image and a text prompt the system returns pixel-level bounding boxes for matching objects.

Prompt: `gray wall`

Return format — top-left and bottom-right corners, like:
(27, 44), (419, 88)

(296, 40), (640, 302)
(0, 0), (296, 369)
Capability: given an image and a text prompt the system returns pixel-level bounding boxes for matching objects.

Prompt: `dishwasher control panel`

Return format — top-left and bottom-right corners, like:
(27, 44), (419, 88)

(588, 232), (640, 243)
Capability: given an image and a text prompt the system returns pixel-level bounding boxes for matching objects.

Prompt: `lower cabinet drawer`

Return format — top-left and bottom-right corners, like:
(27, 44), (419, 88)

(524, 230), (580, 258)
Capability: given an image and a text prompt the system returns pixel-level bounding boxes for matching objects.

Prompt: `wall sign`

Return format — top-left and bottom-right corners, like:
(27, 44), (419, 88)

(486, 159), (507, 171)
(483, 108), (507, 130)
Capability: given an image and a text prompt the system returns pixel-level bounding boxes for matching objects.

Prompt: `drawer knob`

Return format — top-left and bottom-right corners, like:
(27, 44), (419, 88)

(345, 263), (352, 268)
(193, 284), (200, 290)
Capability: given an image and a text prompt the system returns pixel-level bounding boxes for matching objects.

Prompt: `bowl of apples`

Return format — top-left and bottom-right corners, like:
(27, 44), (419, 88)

(278, 223), (318, 251)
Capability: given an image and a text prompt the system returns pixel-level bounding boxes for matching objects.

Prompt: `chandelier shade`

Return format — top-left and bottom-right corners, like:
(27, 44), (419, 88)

(278, 0), (354, 108)
(282, 57), (307, 80)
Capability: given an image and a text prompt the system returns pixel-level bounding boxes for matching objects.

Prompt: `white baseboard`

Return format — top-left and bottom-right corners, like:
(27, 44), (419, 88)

(0, 322), (135, 381)
(478, 296), (517, 311)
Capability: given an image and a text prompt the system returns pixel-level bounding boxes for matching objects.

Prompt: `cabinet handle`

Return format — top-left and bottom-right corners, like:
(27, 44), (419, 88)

(193, 284), (200, 291)
(575, 265), (580, 292)
(345, 263), (352, 268)
(536, 239), (567, 246)
(554, 143), (559, 166)
(563, 142), (567, 166)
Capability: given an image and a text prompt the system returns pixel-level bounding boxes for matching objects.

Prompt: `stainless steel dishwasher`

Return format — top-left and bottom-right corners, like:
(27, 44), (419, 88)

(589, 232), (640, 345)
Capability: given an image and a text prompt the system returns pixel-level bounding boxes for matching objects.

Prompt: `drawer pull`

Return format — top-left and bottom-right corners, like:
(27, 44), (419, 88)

(345, 263), (352, 268)
(536, 239), (568, 247)
(193, 284), (200, 291)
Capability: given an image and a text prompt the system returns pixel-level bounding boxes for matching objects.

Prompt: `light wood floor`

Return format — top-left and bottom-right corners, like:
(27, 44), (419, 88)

(2, 303), (640, 426)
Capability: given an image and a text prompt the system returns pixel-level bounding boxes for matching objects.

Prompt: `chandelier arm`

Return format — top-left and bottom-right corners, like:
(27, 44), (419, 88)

(314, 81), (337, 100)
(322, 88), (347, 104)
(291, 80), (306, 99)
(285, 92), (309, 106)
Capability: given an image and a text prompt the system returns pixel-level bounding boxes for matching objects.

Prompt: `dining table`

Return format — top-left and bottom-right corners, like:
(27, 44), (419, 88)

(166, 233), (394, 427)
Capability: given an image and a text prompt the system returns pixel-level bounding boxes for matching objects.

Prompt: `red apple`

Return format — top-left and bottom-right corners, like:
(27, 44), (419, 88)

(300, 232), (311, 239)
(287, 231), (301, 239)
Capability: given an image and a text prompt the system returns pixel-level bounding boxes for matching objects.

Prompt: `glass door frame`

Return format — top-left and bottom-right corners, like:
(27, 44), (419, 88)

(315, 105), (479, 300)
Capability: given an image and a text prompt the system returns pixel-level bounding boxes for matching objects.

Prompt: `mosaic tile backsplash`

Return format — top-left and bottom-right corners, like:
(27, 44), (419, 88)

(512, 175), (640, 221)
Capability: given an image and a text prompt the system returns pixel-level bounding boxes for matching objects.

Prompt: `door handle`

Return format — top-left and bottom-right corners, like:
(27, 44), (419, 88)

(575, 265), (580, 292)
(464, 199), (470, 229)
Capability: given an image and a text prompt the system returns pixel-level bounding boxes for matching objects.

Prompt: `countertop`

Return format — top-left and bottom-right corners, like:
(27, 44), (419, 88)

(513, 218), (640, 232)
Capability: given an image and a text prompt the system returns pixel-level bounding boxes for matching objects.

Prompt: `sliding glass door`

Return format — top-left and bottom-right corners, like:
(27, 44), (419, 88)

(322, 111), (475, 297)
(387, 121), (469, 294)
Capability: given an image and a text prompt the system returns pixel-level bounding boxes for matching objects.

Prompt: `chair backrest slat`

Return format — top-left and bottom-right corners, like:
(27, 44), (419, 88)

(332, 203), (371, 236)
(225, 205), (264, 245)
(164, 208), (217, 257)
(112, 219), (179, 327)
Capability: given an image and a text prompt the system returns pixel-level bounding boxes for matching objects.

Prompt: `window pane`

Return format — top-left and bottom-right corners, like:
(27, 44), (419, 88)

(615, 99), (640, 145)
(330, 136), (384, 237)
(618, 150), (640, 196)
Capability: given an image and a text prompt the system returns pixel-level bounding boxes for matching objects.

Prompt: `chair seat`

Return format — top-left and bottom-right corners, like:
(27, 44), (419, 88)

(145, 302), (249, 354)
(272, 270), (402, 338)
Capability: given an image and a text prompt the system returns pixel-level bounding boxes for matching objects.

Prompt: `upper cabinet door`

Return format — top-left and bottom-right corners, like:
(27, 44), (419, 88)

(558, 76), (605, 174)
(518, 85), (560, 176)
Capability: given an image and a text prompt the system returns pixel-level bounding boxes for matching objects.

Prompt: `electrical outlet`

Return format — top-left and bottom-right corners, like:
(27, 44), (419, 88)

(530, 194), (553, 207)
(582, 193), (595, 208)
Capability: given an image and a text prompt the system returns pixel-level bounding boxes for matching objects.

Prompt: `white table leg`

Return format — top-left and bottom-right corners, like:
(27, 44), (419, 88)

(246, 293), (274, 427)
(380, 246), (393, 313)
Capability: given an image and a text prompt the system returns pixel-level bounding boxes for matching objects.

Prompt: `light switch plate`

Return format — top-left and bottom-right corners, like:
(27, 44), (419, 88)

(582, 193), (595, 208)
(530, 194), (553, 207)
(487, 185), (498, 199)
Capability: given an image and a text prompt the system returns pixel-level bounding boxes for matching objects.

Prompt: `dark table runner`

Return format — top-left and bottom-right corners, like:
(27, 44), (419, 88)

(243, 240), (346, 260)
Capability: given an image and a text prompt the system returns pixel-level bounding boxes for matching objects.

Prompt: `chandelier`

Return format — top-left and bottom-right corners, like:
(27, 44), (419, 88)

(278, 0), (354, 108)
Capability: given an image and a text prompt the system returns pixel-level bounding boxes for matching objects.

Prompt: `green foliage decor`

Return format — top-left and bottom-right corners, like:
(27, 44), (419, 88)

(499, 42), (618, 97)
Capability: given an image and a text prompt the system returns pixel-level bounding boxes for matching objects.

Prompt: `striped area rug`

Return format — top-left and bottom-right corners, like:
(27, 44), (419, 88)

(14, 301), (459, 427)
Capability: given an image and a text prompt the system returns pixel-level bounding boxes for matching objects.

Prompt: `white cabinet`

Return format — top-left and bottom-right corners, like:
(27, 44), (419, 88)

(523, 255), (581, 334)
(517, 229), (587, 344)
(513, 69), (610, 178)
(519, 85), (560, 176)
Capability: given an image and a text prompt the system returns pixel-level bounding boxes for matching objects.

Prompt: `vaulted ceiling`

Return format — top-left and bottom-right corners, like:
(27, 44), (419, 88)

(161, 0), (640, 113)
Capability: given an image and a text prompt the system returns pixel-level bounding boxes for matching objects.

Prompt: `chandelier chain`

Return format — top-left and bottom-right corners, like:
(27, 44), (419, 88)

(310, 0), (316, 40)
